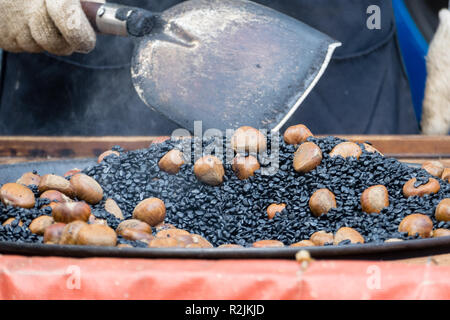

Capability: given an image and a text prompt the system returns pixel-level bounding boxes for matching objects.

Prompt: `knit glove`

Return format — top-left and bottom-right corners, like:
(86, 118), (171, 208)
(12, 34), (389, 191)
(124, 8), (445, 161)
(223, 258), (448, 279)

(422, 9), (450, 135)
(0, 0), (105, 56)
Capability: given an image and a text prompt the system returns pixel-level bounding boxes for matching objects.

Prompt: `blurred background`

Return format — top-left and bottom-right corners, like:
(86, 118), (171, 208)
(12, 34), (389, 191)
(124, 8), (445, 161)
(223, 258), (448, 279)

(393, 0), (448, 123)
(0, 0), (449, 134)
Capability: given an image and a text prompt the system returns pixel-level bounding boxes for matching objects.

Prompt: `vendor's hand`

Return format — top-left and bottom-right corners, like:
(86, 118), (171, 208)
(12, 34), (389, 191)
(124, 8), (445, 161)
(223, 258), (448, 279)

(422, 9), (450, 135)
(0, 0), (105, 56)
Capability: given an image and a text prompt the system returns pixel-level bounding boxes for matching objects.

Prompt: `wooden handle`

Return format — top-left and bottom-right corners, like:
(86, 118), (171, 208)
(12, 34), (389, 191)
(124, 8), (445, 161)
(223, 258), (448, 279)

(81, 1), (102, 32)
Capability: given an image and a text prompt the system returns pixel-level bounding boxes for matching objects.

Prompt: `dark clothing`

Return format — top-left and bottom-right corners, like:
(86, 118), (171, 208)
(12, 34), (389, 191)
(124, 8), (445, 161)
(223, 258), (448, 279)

(0, 0), (420, 135)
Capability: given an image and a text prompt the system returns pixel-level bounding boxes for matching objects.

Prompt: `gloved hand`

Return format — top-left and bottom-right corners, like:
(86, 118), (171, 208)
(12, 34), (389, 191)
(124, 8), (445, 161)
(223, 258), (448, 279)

(0, 0), (105, 56)
(422, 9), (450, 135)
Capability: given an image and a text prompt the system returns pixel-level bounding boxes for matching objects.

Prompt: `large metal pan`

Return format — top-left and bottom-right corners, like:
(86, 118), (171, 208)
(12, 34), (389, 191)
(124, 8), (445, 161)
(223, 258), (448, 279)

(0, 160), (449, 260)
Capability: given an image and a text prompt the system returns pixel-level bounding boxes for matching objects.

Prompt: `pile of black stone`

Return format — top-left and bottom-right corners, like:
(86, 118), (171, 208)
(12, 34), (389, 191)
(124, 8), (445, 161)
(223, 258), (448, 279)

(1, 136), (449, 247)
(83, 136), (450, 247)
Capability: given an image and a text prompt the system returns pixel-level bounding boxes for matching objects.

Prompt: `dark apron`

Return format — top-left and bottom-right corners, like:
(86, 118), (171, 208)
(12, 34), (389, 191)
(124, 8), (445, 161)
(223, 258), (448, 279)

(0, 0), (419, 136)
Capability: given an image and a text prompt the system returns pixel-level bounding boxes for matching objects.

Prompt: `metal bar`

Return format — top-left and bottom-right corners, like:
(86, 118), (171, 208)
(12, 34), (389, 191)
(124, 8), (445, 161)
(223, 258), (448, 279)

(0, 237), (449, 260)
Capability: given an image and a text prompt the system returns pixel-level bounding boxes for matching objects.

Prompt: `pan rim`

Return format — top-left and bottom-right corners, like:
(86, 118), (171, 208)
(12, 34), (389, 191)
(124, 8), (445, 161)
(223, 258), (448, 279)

(0, 236), (448, 260)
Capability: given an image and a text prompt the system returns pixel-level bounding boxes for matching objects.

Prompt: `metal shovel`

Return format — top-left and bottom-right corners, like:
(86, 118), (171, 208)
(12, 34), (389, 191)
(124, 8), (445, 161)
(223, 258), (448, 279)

(82, 0), (341, 133)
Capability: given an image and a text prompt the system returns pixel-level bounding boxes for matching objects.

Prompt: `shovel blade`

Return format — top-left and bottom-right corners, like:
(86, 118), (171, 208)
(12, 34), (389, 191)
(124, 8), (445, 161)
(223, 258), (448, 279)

(132, 0), (340, 133)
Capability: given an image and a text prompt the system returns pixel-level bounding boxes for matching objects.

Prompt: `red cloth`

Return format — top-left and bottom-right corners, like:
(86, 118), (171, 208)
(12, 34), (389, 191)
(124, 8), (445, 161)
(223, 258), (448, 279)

(0, 255), (449, 300)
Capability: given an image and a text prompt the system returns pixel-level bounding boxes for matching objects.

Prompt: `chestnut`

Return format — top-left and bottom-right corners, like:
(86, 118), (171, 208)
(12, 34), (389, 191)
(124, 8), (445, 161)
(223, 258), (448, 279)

(158, 149), (185, 174)
(43, 223), (66, 244)
(29, 215), (54, 235)
(252, 240), (284, 248)
(172, 234), (196, 248)
(2, 218), (23, 227)
(432, 229), (450, 238)
(40, 190), (72, 207)
(156, 228), (190, 239)
(148, 237), (182, 248)
(398, 214), (433, 238)
(329, 142), (362, 159)
(232, 155), (260, 180)
(116, 219), (152, 235)
(293, 142), (322, 173)
(435, 198), (450, 222)
(88, 214), (97, 224)
(309, 230), (334, 246)
(0, 183), (35, 209)
(96, 219), (108, 226)
(155, 222), (176, 232)
(97, 150), (120, 163)
(120, 228), (155, 243)
(76, 224), (117, 247)
(266, 203), (286, 220)
(442, 168), (450, 182)
(70, 173), (103, 205)
(283, 124), (313, 145)
(334, 227), (365, 245)
(290, 240), (315, 247)
(132, 197), (166, 227)
(51, 201), (91, 223)
(421, 161), (444, 178)
(104, 198), (124, 220)
(363, 143), (383, 155)
(193, 155), (225, 186)
(188, 234), (214, 248)
(16, 172), (41, 186)
(38, 174), (75, 198)
(360, 185), (389, 214)
(63, 168), (82, 178)
(402, 178), (440, 198)
(59, 221), (88, 245)
(89, 216), (107, 226)
(231, 126), (267, 153)
(309, 189), (337, 217)
(173, 234), (208, 248)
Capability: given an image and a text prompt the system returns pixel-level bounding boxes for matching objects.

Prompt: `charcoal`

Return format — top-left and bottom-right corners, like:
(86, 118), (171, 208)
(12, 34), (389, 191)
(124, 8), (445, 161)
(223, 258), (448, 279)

(0, 135), (449, 247)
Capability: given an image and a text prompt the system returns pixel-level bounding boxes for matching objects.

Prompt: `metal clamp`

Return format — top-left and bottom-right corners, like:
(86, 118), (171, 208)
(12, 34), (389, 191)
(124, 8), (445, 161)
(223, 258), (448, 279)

(96, 3), (128, 37)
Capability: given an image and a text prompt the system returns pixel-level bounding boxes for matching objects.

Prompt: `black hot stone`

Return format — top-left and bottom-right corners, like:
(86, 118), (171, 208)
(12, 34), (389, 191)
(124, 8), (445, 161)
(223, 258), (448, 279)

(414, 176), (430, 188)
(1, 135), (449, 247)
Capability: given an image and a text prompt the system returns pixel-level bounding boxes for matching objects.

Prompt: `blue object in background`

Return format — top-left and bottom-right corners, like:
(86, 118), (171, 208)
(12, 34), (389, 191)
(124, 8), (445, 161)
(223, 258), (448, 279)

(393, 0), (429, 123)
